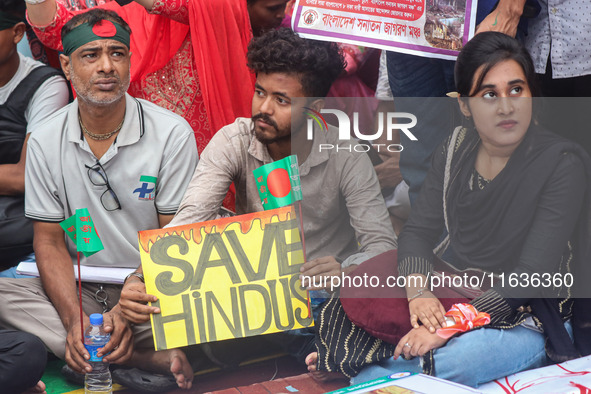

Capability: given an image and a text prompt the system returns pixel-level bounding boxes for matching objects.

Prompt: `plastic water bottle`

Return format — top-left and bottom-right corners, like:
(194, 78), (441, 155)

(84, 313), (112, 394)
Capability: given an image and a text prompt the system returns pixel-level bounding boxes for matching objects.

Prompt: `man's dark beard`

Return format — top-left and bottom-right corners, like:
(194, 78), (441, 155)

(251, 113), (290, 144)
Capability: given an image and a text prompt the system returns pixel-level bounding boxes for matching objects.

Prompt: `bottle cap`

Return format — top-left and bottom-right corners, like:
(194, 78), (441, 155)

(89, 313), (103, 325)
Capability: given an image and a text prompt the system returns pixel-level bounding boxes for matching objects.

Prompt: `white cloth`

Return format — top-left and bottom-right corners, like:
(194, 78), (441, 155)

(0, 53), (69, 133)
(375, 51), (393, 101)
(25, 93), (198, 268)
(524, 0), (591, 79)
(384, 180), (410, 220)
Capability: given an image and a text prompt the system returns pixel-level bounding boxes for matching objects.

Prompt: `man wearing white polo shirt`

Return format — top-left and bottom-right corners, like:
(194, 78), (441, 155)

(0, 8), (198, 390)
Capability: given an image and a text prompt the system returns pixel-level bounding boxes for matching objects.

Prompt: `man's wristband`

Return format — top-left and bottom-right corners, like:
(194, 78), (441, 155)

(24, 0), (48, 5)
(124, 272), (144, 284)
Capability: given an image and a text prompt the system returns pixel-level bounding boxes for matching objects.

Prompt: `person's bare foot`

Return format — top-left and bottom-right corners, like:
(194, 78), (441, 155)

(305, 352), (347, 383)
(129, 348), (194, 390)
(22, 380), (46, 394)
(305, 352), (318, 372)
(169, 349), (193, 389)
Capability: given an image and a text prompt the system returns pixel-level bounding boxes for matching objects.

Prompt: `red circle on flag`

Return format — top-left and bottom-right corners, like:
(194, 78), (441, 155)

(92, 20), (117, 38)
(267, 168), (291, 198)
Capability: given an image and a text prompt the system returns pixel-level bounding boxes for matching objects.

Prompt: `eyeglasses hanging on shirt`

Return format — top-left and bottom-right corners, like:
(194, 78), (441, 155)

(85, 161), (122, 211)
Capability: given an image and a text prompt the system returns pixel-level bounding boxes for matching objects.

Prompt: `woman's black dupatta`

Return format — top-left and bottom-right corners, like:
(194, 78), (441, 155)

(446, 125), (573, 273)
(446, 125), (591, 361)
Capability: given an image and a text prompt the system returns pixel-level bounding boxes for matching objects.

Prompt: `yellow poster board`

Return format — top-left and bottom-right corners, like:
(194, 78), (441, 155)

(138, 206), (313, 351)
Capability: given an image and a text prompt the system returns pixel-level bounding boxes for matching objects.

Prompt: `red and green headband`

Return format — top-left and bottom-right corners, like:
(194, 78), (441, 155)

(62, 19), (130, 56)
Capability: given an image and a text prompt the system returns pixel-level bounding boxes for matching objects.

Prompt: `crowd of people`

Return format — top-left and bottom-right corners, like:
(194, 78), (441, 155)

(0, 0), (590, 392)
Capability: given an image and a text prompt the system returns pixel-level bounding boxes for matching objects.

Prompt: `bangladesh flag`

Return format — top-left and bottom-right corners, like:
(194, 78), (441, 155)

(253, 155), (303, 210)
(59, 208), (104, 257)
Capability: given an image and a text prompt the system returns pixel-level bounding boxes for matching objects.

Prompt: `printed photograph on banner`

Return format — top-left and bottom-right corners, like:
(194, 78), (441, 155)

(292, 0), (477, 60)
(425, 0), (467, 50)
(138, 206), (312, 351)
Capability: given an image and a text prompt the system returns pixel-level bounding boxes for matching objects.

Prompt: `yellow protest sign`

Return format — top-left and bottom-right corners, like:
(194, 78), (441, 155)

(138, 206), (313, 351)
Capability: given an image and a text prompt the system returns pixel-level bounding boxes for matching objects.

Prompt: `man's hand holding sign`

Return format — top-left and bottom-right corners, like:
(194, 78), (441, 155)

(120, 272), (160, 325)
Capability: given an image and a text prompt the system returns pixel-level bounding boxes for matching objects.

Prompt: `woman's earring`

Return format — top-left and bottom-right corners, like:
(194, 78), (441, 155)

(463, 114), (473, 128)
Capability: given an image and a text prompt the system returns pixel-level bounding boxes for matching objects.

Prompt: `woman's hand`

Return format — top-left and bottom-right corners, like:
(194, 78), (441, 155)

(394, 326), (449, 359)
(408, 293), (447, 332)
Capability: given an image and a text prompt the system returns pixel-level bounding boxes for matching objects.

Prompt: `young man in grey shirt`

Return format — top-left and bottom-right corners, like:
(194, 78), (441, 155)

(119, 29), (397, 347)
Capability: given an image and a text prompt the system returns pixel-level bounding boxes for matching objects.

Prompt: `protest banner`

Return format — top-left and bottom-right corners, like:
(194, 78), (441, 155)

(292, 0), (477, 60)
(138, 206), (313, 351)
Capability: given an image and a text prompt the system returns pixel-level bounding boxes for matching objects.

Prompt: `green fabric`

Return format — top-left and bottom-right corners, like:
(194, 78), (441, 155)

(62, 20), (130, 56)
(253, 155), (303, 210)
(0, 10), (23, 31)
(42, 359), (82, 394)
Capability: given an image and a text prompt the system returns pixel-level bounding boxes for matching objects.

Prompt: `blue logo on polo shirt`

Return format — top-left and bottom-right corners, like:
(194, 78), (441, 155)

(133, 175), (157, 200)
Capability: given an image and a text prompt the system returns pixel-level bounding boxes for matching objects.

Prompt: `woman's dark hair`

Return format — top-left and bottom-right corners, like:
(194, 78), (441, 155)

(455, 31), (540, 97)
(247, 27), (345, 97)
(61, 8), (131, 42)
